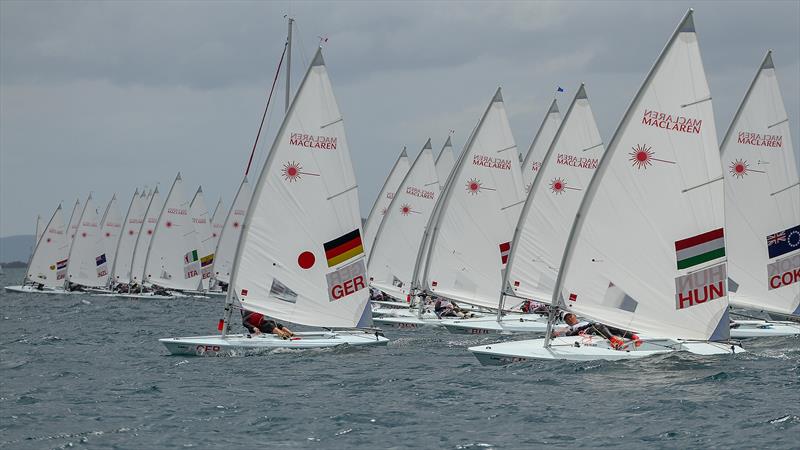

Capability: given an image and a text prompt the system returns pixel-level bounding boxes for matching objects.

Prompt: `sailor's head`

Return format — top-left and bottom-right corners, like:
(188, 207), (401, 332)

(563, 313), (578, 326)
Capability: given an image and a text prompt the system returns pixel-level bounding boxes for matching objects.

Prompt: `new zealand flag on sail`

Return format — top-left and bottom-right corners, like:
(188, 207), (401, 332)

(766, 224), (800, 259)
(96, 254), (107, 266)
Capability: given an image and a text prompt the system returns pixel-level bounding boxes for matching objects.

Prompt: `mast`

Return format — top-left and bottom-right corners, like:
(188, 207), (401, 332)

(285, 17), (293, 113)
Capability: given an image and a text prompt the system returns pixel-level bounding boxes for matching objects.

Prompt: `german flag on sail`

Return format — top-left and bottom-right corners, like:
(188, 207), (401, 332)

(324, 229), (364, 267)
(675, 228), (725, 270)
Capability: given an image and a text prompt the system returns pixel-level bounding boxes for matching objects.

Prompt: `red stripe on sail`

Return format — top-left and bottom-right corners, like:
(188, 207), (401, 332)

(324, 236), (363, 260)
(674, 228), (724, 251)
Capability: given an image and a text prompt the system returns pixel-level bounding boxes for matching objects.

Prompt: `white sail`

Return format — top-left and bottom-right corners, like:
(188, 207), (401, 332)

(25, 205), (69, 288)
(368, 139), (440, 300)
(554, 10), (729, 341)
(435, 136), (456, 190)
(144, 173), (203, 291)
(213, 177), (250, 284)
(505, 85), (606, 305)
(65, 198), (81, 254)
(130, 188), (162, 285)
(721, 51), (800, 316)
(66, 194), (108, 287)
(363, 148), (411, 257)
(190, 186), (215, 290)
(230, 48), (370, 328)
(111, 189), (145, 285)
(521, 99), (562, 193)
(100, 194), (123, 273)
(423, 88), (526, 308)
(209, 196), (225, 251)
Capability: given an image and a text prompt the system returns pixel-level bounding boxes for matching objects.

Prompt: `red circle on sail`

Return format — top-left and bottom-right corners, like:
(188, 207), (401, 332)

(105, 232), (111, 237)
(298, 251), (315, 269)
(128, 230), (135, 235)
(46, 238), (51, 243)
(81, 232), (87, 238)
(166, 221), (173, 228)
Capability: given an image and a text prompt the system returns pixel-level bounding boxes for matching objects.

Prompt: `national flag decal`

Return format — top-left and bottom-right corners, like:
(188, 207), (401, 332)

(766, 224), (800, 259)
(95, 254), (107, 267)
(323, 229), (364, 267)
(56, 259), (68, 270)
(184, 250), (199, 264)
(499, 241), (511, 265)
(200, 254), (214, 267)
(675, 228), (725, 270)
(568, 293), (577, 302)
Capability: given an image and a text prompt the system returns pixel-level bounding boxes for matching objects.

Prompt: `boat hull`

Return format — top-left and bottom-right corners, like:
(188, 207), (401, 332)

(159, 330), (389, 356)
(730, 320), (800, 338)
(441, 316), (549, 335)
(372, 316), (444, 330)
(468, 336), (745, 365)
(4, 285), (77, 295)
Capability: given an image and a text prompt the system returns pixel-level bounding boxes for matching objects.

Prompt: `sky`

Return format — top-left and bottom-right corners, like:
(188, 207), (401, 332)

(1, 0), (798, 237)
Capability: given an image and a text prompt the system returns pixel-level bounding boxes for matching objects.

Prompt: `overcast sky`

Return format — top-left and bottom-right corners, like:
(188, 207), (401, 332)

(1, 0), (798, 237)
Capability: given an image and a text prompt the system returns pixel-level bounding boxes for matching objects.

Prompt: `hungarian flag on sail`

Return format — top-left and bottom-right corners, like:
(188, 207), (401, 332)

(323, 229), (364, 267)
(184, 250), (199, 264)
(675, 228), (725, 270)
(499, 241), (511, 265)
(766, 224), (800, 259)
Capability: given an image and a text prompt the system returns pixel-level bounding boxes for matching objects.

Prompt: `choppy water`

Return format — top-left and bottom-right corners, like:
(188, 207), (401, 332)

(1, 268), (798, 449)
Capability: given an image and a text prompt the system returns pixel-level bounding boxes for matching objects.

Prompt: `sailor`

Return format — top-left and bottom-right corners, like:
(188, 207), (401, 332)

(553, 312), (641, 349)
(520, 300), (547, 315)
(241, 310), (294, 339)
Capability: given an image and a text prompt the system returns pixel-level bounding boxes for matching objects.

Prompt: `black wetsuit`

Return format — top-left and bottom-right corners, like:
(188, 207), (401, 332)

(565, 322), (636, 340)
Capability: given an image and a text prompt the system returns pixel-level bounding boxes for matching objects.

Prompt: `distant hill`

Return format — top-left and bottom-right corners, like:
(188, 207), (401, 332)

(0, 235), (35, 263)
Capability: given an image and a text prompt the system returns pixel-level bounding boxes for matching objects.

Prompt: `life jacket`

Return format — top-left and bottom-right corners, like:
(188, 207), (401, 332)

(242, 310), (265, 328)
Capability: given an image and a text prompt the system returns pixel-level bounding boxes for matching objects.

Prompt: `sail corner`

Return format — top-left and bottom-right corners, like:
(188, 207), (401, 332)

(311, 47), (326, 67)
(548, 99), (559, 114)
(423, 138), (432, 150)
(492, 87), (504, 103)
(761, 51), (775, 70)
(678, 10), (695, 33)
(576, 84), (588, 100)
(709, 307), (730, 341)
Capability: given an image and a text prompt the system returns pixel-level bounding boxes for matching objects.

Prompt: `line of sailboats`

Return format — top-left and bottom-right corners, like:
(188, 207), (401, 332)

(5, 10), (798, 361)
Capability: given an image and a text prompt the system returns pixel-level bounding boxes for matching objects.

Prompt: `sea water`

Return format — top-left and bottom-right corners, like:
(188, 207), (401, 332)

(1, 268), (798, 449)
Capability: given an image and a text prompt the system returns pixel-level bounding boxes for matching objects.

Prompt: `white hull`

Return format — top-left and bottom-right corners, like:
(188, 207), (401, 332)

(372, 315), (444, 330)
(371, 307), (418, 318)
(94, 291), (208, 300)
(372, 300), (410, 309)
(159, 330), (389, 356)
(730, 320), (800, 338)
(441, 315), (549, 335)
(468, 336), (745, 365)
(4, 285), (78, 295)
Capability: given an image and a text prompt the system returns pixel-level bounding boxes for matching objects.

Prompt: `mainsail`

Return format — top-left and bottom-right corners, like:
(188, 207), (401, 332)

(230, 48), (370, 328)
(553, 10), (730, 341)
(423, 88), (526, 308)
(213, 177), (250, 285)
(100, 194), (123, 273)
(363, 148), (410, 258)
(190, 186), (216, 290)
(25, 205), (69, 288)
(521, 99), (562, 193)
(65, 198), (81, 254)
(721, 51), (800, 316)
(504, 85), (606, 306)
(144, 173), (202, 291)
(111, 189), (145, 285)
(435, 136), (456, 191)
(130, 188), (161, 285)
(66, 194), (108, 288)
(368, 139), (440, 300)
(209, 197), (225, 251)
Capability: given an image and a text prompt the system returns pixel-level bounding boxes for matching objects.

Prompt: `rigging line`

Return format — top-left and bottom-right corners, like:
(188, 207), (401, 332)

(244, 42), (288, 177)
(767, 118), (788, 129)
(680, 96), (711, 108)
(770, 181), (799, 196)
(681, 176), (722, 193)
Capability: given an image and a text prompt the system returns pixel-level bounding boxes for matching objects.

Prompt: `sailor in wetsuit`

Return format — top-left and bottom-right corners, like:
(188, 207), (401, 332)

(553, 313), (641, 349)
(241, 310), (294, 339)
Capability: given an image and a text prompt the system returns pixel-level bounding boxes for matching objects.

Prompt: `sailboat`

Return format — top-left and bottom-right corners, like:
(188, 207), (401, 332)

(470, 9), (744, 364)
(211, 177), (250, 291)
(109, 189), (146, 290)
(720, 51), (800, 338)
(129, 187), (162, 290)
(188, 186), (220, 294)
(443, 84), (604, 335)
(140, 173), (204, 296)
(99, 194), (123, 283)
(363, 148), (411, 259)
(160, 48), (388, 355)
(65, 194), (109, 292)
(5, 205), (73, 294)
(521, 99), (562, 193)
(368, 140), (443, 322)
